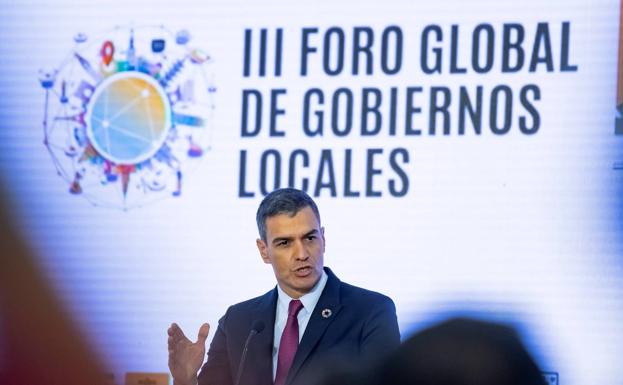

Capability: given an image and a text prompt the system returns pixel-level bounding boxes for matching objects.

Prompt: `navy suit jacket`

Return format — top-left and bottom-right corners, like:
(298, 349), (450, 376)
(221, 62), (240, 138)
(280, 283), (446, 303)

(197, 267), (400, 385)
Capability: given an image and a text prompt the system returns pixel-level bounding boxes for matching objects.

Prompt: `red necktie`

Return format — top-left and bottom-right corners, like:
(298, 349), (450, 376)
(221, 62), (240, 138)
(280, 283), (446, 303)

(274, 299), (304, 385)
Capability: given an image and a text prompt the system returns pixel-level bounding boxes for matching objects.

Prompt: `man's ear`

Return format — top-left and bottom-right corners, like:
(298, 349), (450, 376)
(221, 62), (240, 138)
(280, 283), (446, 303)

(321, 227), (326, 252)
(256, 238), (271, 264)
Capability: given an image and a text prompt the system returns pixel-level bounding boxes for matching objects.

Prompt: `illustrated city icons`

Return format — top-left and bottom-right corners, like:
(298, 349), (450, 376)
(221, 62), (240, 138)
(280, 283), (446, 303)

(40, 25), (216, 209)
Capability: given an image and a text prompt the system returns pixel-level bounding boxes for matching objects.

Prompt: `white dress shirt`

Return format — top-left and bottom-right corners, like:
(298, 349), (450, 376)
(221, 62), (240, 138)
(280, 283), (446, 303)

(272, 270), (328, 380)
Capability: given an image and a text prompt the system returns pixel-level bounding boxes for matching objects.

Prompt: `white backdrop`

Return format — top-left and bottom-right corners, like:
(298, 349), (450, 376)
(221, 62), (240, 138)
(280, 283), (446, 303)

(0, 1), (622, 385)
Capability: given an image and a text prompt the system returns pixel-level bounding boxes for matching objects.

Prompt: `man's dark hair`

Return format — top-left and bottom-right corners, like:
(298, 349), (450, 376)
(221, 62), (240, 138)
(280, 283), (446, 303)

(256, 188), (321, 241)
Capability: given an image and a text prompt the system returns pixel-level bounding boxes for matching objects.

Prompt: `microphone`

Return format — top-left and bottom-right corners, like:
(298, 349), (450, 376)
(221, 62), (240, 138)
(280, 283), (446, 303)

(234, 320), (265, 385)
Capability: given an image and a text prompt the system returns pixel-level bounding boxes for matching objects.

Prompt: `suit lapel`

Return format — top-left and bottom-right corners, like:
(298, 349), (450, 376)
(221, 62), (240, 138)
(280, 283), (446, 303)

(285, 268), (343, 385)
(249, 288), (277, 385)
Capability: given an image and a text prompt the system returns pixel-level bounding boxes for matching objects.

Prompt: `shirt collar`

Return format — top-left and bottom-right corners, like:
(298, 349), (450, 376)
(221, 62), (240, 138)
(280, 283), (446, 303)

(276, 269), (328, 314)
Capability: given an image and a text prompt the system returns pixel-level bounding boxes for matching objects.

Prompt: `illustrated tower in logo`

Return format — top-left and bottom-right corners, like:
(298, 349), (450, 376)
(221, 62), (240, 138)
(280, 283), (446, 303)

(617, 1), (623, 135)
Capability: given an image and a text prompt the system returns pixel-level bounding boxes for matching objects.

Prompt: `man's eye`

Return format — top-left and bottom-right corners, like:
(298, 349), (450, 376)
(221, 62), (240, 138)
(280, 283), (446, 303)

(306, 235), (316, 241)
(277, 240), (289, 246)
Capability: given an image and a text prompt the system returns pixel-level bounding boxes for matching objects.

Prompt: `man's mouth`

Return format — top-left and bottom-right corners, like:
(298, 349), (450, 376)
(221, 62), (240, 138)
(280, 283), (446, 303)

(294, 266), (312, 277)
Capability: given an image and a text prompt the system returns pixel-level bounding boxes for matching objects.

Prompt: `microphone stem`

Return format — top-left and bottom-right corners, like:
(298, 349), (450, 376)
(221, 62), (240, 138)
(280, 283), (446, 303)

(234, 329), (258, 385)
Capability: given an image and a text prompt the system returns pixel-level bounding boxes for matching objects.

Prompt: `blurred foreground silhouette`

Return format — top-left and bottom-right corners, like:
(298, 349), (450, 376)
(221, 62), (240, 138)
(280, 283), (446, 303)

(0, 182), (112, 385)
(325, 317), (547, 385)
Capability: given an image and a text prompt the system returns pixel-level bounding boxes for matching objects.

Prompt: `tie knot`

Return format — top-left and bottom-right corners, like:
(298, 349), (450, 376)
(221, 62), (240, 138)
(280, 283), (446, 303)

(288, 299), (304, 317)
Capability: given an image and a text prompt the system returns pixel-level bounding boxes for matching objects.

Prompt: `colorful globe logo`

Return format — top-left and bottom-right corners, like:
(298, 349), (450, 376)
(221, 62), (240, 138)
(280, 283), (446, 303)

(39, 25), (216, 210)
(86, 72), (172, 165)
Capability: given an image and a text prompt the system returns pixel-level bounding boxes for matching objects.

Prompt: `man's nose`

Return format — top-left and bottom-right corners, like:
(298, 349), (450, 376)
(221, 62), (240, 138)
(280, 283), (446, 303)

(293, 240), (310, 260)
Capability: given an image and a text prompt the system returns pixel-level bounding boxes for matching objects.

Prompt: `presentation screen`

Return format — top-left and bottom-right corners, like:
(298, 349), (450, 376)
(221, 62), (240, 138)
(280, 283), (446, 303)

(0, 1), (622, 385)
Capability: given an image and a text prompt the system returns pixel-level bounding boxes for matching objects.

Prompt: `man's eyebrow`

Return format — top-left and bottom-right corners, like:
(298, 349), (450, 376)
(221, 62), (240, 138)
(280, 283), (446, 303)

(271, 229), (318, 244)
(303, 229), (319, 237)
(271, 236), (293, 245)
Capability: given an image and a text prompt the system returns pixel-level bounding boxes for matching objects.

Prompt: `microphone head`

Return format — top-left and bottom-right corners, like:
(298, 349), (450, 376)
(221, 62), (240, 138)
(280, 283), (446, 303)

(252, 320), (265, 333)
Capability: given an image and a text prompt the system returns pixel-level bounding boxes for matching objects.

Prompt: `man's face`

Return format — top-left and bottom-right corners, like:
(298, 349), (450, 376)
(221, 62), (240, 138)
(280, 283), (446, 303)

(256, 206), (325, 299)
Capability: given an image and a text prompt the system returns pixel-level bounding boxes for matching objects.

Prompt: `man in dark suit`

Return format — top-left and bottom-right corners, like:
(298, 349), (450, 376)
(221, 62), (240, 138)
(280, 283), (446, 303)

(168, 188), (400, 385)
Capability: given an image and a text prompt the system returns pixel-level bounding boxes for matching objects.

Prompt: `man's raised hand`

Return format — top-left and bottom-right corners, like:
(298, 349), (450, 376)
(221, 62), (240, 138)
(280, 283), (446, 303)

(167, 323), (210, 385)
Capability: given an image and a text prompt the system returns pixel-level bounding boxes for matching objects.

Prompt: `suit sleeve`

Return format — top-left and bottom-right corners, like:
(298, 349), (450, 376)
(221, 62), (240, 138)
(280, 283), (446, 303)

(360, 296), (401, 359)
(197, 314), (233, 385)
